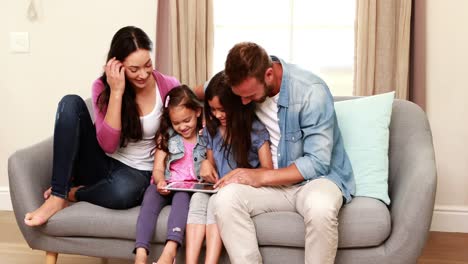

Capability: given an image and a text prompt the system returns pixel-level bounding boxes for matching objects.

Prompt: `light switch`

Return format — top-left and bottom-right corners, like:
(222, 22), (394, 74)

(10, 32), (30, 53)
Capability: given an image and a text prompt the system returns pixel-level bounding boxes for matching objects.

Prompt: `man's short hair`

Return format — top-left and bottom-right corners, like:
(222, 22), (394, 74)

(224, 42), (272, 86)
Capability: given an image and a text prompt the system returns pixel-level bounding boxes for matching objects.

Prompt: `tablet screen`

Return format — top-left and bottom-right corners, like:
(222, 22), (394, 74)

(165, 182), (218, 193)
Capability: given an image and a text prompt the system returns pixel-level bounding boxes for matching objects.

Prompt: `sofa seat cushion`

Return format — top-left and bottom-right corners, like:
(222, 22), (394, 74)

(41, 197), (390, 248)
(40, 202), (171, 243)
(253, 197), (391, 248)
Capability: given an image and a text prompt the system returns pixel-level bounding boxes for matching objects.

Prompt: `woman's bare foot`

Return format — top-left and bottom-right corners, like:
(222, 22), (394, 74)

(67, 185), (84, 202)
(24, 195), (68, 226)
(43, 187), (52, 200)
(155, 241), (177, 264)
(134, 247), (148, 264)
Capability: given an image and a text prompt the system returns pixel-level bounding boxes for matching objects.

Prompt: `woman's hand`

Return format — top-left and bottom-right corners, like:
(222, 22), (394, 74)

(105, 57), (126, 96)
(156, 180), (170, 195)
(199, 160), (219, 183)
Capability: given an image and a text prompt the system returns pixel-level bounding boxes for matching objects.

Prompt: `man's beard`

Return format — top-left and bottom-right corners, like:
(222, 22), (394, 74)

(256, 82), (274, 103)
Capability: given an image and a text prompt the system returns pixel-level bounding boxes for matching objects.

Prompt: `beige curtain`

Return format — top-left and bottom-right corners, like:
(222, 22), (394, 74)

(155, 0), (214, 88)
(354, 0), (412, 99)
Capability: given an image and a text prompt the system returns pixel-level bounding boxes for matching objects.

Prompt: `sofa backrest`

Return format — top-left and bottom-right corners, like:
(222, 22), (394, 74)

(85, 97), (436, 207)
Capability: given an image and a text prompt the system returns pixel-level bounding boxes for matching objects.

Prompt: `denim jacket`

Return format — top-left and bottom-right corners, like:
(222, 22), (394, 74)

(274, 56), (355, 203)
(164, 129), (207, 181)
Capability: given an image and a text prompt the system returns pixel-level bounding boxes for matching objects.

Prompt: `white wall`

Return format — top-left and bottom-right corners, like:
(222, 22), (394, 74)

(1, 0), (157, 209)
(426, 0), (468, 232)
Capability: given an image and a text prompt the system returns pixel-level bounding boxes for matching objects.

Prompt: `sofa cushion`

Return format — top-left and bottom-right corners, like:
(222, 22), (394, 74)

(41, 197), (390, 248)
(40, 202), (170, 243)
(334, 92), (395, 205)
(254, 197), (390, 248)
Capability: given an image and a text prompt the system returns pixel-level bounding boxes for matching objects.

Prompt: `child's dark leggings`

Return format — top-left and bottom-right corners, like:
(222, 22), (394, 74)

(135, 184), (191, 253)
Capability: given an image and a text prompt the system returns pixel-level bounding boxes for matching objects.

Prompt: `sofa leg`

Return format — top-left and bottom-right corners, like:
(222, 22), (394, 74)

(45, 251), (58, 264)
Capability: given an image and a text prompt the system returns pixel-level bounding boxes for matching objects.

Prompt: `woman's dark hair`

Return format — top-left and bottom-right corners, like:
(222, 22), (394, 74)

(156, 85), (204, 153)
(205, 71), (256, 169)
(97, 26), (153, 147)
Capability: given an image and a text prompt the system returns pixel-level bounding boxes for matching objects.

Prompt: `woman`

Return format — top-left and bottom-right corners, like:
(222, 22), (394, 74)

(24, 26), (180, 226)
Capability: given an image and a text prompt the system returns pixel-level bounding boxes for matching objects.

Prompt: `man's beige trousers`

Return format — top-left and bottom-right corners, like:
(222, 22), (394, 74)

(214, 178), (343, 264)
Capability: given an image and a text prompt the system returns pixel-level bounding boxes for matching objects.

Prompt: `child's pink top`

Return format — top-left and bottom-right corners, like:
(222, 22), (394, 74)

(91, 70), (180, 153)
(168, 140), (198, 182)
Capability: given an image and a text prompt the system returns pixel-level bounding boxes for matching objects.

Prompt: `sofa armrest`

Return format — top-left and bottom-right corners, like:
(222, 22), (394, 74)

(8, 137), (53, 247)
(385, 100), (437, 263)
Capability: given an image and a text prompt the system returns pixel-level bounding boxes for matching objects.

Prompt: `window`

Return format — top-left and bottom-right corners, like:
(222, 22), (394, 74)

(213, 0), (355, 96)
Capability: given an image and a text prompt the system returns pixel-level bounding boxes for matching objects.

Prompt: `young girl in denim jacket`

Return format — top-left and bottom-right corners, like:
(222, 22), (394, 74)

(185, 71), (273, 264)
(134, 85), (206, 264)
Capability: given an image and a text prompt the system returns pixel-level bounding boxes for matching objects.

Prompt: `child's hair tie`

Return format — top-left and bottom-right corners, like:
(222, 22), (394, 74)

(165, 96), (170, 108)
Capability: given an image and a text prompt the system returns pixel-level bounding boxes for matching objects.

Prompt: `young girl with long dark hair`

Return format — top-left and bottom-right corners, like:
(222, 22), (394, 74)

(134, 85), (206, 264)
(185, 71), (273, 264)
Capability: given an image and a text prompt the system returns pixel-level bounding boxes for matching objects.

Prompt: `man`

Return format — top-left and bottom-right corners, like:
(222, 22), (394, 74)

(213, 42), (355, 264)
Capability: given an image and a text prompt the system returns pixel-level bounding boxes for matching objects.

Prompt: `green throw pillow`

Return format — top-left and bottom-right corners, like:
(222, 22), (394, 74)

(334, 91), (395, 205)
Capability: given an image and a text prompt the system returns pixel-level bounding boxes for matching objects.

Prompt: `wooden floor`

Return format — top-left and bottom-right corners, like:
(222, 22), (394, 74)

(0, 211), (131, 264)
(419, 231), (468, 264)
(1, 211), (467, 264)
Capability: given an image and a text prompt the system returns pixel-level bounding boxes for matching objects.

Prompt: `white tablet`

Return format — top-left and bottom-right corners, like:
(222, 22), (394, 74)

(165, 182), (218, 194)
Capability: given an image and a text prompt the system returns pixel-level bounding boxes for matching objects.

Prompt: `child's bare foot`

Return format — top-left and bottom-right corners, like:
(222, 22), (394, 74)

(43, 187), (52, 200)
(67, 185), (84, 202)
(24, 195), (68, 226)
(154, 253), (175, 264)
(155, 241), (177, 264)
(134, 247), (148, 264)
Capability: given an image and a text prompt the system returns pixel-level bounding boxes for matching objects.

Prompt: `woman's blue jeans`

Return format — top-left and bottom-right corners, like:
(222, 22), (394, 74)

(50, 95), (151, 209)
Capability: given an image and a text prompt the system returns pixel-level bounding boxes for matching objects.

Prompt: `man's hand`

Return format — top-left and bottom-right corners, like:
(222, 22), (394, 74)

(214, 168), (267, 189)
(199, 160), (219, 184)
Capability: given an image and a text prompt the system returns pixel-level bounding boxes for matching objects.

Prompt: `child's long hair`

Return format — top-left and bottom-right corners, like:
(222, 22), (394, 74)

(155, 85), (204, 153)
(205, 71), (256, 169)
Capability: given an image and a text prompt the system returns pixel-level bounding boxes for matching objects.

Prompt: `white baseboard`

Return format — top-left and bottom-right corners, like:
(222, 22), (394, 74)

(430, 205), (468, 233)
(0, 186), (13, 211)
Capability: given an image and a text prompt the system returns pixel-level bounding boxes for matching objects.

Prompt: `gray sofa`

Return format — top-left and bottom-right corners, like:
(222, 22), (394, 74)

(8, 97), (437, 264)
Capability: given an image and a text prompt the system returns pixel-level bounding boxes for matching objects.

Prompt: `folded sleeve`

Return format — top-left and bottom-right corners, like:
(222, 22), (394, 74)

(293, 85), (334, 180)
(91, 79), (121, 153)
(202, 127), (213, 150)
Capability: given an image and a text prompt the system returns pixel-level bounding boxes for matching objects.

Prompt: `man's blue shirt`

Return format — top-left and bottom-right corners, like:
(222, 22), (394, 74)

(274, 56), (355, 202)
